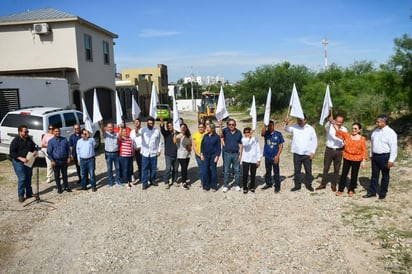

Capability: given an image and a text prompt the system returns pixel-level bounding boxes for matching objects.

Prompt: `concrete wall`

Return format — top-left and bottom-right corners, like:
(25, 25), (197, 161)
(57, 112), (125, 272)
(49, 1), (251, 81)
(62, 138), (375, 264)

(0, 76), (70, 109)
(176, 99), (201, 111)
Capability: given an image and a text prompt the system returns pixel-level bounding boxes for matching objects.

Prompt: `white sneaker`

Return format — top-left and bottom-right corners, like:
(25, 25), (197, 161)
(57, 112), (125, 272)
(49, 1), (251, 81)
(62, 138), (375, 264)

(222, 187), (229, 193)
(46, 178), (52, 183)
(131, 175), (135, 182)
(234, 186), (241, 191)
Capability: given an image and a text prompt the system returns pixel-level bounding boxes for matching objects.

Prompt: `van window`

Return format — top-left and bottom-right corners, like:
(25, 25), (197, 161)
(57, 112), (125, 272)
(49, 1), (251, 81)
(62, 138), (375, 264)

(64, 112), (77, 127)
(49, 114), (62, 128)
(1, 114), (43, 130)
(76, 112), (85, 126)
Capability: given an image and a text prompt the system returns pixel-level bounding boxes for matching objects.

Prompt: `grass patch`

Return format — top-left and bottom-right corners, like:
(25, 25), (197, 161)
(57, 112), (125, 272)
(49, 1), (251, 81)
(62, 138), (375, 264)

(342, 202), (412, 273)
(377, 228), (412, 273)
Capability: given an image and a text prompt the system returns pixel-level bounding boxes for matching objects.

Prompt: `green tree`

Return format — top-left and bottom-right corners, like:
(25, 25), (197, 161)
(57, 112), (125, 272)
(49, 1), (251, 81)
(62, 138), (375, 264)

(388, 34), (412, 108)
(237, 62), (315, 112)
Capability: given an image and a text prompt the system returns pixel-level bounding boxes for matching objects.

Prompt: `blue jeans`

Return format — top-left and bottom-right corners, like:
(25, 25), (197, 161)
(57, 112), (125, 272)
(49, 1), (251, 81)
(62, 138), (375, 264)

(105, 152), (120, 185)
(202, 155), (217, 190)
(223, 152), (240, 188)
(12, 159), (33, 198)
(142, 156), (158, 187)
(119, 156), (133, 183)
(53, 159), (69, 190)
(195, 154), (204, 185)
(163, 155), (178, 183)
(265, 157), (280, 189)
(80, 158), (96, 188)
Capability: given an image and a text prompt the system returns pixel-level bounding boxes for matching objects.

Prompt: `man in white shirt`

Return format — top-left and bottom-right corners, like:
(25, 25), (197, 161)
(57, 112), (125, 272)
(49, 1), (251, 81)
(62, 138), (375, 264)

(140, 117), (161, 190)
(363, 114), (398, 199)
(284, 114), (318, 192)
(316, 115), (347, 192)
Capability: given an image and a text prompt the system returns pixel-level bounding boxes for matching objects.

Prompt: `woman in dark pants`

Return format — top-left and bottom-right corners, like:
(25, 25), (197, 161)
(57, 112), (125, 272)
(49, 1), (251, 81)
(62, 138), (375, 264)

(200, 123), (221, 191)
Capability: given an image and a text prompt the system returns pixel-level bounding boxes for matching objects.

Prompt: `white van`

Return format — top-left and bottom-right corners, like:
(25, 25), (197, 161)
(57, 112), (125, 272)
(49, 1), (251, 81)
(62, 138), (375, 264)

(0, 107), (100, 156)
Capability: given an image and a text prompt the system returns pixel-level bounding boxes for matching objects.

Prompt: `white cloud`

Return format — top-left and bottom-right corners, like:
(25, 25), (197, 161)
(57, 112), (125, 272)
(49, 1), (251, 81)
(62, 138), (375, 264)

(139, 29), (181, 37)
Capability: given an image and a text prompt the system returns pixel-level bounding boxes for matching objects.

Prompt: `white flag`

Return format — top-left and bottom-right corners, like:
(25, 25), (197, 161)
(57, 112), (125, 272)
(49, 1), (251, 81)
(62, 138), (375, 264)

(216, 86), (229, 121)
(131, 95), (141, 120)
(92, 89), (103, 124)
(263, 88), (272, 125)
(81, 98), (93, 133)
(250, 95), (257, 131)
(172, 95), (180, 132)
(289, 83), (305, 119)
(319, 85), (333, 125)
(149, 83), (159, 119)
(115, 90), (123, 127)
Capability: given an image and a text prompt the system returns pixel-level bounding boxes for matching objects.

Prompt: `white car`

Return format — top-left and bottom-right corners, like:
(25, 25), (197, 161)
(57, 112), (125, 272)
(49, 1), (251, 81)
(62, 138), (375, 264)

(0, 107), (101, 157)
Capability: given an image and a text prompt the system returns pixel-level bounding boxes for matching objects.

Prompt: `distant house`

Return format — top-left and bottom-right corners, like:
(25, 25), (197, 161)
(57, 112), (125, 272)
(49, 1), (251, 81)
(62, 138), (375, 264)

(0, 8), (118, 120)
(117, 64), (169, 118)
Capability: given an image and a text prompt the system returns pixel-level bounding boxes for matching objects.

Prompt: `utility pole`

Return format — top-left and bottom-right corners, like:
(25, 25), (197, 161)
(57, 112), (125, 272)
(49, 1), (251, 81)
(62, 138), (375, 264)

(322, 38), (329, 71)
(190, 66), (195, 111)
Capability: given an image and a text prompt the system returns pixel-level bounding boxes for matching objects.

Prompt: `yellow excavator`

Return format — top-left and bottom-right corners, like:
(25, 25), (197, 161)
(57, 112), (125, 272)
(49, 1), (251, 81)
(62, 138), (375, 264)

(198, 91), (219, 123)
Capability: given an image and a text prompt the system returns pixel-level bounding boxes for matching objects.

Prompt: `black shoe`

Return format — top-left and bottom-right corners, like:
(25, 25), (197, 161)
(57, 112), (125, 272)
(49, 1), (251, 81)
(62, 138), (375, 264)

(261, 184), (272, 190)
(64, 187), (72, 192)
(250, 188), (255, 193)
(57, 189), (63, 194)
(142, 185), (149, 190)
(306, 185), (314, 192)
(274, 188), (280, 193)
(362, 193), (376, 198)
(151, 182), (158, 187)
(315, 185), (326, 190)
(92, 187), (97, 192)
(243, 189), (248, 194)
(378, 195), (386, 200)
(290, 187), (301, 192)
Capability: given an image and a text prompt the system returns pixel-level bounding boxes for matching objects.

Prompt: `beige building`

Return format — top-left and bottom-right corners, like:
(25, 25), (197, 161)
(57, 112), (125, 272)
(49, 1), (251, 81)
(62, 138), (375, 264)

(117, 64), (169, 118)
(0, 8), (118, 120)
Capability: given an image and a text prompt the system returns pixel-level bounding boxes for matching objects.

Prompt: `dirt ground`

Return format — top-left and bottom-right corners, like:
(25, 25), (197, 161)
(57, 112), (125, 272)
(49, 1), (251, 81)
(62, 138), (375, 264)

(0, 110), (411, 273)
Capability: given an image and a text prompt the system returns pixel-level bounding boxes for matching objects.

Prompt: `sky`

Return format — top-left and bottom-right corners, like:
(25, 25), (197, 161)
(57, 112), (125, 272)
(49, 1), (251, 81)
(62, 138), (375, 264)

(1, 0), (411, 82)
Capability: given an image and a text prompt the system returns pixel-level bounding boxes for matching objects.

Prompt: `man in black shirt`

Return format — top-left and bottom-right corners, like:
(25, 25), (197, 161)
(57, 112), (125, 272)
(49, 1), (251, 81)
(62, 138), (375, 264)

(9, 125), (38, 202)
(160, 117), (178, 188)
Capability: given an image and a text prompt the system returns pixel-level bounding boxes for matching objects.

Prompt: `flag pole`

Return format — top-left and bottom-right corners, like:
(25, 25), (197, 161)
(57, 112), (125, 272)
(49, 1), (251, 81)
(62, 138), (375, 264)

(284, 105), (291, 125)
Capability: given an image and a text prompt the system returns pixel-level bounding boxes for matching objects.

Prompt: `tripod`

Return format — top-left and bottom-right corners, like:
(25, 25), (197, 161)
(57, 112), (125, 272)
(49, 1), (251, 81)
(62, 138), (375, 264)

(24, 152), (54, 207)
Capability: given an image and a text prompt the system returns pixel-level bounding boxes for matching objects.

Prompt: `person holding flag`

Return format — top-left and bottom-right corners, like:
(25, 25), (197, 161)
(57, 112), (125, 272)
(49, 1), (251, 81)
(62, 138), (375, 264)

(284, 114), (318, 192)
(160, 117), (179, 189)
(316, 115), (347, 192)
(241, 127), (261, 194)
(261, 120), (284, 193)
(316, 85), (348, 192)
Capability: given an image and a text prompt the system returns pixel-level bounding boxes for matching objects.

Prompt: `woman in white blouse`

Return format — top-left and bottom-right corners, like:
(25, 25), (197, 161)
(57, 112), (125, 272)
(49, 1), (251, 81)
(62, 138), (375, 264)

(241, 127), (261, 193)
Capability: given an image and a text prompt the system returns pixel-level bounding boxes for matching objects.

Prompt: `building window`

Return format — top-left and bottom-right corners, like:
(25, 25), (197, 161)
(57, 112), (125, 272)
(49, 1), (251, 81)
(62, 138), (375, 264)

(84, 34), (93, 61)
(125, 74), (130, 79)
(103, 41), (110, 64)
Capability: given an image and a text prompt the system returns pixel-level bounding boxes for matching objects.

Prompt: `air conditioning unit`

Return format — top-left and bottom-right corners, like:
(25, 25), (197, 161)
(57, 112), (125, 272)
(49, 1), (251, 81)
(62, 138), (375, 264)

(33, 23), (50, 34)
